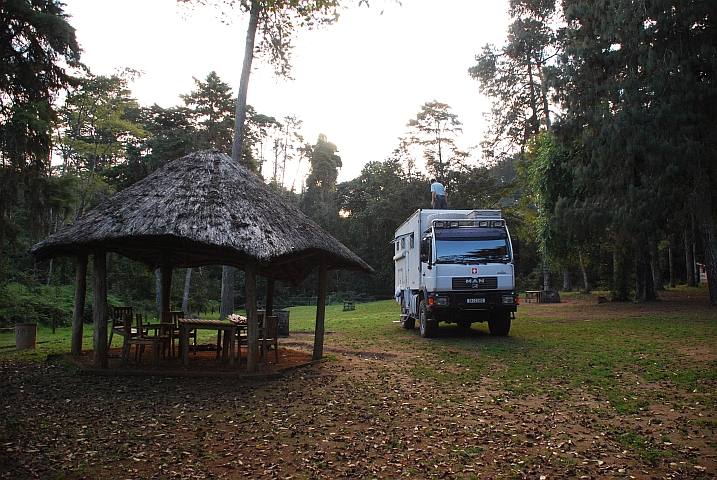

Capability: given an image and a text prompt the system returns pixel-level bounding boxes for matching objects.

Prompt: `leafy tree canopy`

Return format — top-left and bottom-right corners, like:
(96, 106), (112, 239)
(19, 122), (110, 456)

(1, 0), (82, 247)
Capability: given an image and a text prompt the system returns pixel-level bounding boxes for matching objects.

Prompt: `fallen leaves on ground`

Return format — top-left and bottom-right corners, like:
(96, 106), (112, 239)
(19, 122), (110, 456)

(1, 295), (716, 480)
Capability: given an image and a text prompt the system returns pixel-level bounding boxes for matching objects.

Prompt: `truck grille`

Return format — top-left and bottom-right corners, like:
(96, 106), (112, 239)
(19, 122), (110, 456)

(452, 277), (498, 290)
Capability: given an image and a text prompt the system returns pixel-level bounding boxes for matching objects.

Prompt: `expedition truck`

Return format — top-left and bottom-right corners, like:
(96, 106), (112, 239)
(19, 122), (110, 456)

(393, 209), (518, 337)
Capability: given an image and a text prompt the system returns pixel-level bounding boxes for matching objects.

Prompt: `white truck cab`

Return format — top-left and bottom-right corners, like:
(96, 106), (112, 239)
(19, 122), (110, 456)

(394, 209), (518, 337)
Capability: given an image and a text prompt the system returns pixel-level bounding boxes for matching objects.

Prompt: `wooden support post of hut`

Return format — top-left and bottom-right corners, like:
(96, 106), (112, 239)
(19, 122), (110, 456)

(71, 254), (87, 355)
(92, 249), (109, 368)
(160, 266), (172, 314)
(266, 275), (275, 317)
(245, 261), (259, 372)
(313, 263), (328, 361)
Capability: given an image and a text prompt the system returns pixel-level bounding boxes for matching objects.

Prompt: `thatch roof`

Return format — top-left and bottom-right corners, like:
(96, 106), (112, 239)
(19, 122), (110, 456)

(31, 150), (373, 286)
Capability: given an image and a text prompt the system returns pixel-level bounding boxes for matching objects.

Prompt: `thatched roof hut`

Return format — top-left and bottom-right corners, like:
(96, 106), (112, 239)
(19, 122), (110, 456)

(30, 150), (373, 370)
(31, 149), (372, 285)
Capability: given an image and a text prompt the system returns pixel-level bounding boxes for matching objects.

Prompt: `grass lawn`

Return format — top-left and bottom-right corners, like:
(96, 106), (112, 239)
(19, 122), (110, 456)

(1, 285), (715, 479)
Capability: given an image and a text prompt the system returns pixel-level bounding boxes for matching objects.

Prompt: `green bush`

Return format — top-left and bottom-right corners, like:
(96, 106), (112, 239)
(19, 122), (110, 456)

(0, 283), (73, 328)
(0, 283), (121, 328)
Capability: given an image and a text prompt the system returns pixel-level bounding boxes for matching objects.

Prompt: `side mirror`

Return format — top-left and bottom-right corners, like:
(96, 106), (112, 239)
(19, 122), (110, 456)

(512, 237), (520, 262)
(420, 238), (428, 263)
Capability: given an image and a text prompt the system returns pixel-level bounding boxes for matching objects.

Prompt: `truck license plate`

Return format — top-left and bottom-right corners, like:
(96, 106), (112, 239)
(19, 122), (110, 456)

(467, 298), (485, 303)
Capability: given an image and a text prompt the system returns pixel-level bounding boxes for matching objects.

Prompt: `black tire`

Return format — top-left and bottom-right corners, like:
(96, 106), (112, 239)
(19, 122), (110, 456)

(419, 301), (438, 338)
(488, 311), (511, 336)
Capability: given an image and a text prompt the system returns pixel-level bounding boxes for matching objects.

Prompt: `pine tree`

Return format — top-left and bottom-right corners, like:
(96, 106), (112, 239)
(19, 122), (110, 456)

(1, 0), (81, 244)
(301, 134), (342, 236)
(555, 0), (717, 303)
(469, 0), (558, 160)
(181, 71), (236, 153)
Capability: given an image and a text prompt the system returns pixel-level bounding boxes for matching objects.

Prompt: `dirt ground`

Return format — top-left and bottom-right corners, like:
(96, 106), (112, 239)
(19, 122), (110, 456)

(60, 343), (317, 379)
(1, 290), (715, 479)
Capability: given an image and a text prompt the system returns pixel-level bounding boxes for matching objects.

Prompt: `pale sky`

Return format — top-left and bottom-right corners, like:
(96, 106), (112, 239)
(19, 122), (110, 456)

(62, 0), (511, 184)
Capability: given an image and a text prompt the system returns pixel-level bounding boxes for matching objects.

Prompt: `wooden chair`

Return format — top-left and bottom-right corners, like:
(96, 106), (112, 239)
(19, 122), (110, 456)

(235, 328), (247, 365)
(160, 311), (196, 356)
(121, 314), (164, 366)
(160, 311), (180, 357)
(260, 315), (279, 366)
(108, 306), (133, 349)
(235, 313), (264, 365)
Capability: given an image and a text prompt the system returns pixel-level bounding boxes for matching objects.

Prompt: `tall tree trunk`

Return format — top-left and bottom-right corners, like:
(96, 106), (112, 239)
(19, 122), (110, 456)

(613, 249), (620, 297)
(525, 53), (539, 136)
(698, 217), (717, 306)
(45, 211), (57, 286)
(693, 179), (717, 305)
(578, 248), (590, 293)
(182, 268), (192, 314)
(613, 244), (630, 301)
(668, 235), (676, 288)
(46, 258), (53, 286)
(635, 241), (658, 302)
(542, 252), (550, 291)
(540, 63), (551, 129)
(161, 267), (172, 314)
(650, 237), (664, 291)
(562, 269), (570, 292)
(221, 0), (262, 318)
(685, 225), (696, 287)
(220, 266), (234, 319)
(231, 0), (260, 163)
(692, 215), (700, 286)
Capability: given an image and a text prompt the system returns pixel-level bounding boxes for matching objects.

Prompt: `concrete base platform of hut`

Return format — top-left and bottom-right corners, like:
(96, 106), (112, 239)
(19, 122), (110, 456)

(60, 345), (315, 379)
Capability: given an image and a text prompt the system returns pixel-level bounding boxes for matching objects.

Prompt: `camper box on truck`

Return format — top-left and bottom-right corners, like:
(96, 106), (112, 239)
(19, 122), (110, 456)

(393, 209), (518, 338)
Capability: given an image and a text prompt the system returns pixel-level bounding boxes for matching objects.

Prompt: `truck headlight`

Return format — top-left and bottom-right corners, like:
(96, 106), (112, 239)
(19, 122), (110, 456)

(434, 296), (449, 306)
(502, 295), (516, 305)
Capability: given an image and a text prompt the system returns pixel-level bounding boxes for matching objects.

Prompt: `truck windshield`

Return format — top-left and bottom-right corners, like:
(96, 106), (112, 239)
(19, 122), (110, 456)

(433, 228), (511, 264)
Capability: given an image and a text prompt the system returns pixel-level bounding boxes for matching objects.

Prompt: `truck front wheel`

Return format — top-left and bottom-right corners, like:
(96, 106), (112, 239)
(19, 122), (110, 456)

(419, 301), (438, 338)
(488, 311), (511, 336)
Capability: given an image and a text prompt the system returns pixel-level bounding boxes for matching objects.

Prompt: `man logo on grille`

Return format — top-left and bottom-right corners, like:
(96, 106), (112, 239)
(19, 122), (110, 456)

(465, 278), (485, 289)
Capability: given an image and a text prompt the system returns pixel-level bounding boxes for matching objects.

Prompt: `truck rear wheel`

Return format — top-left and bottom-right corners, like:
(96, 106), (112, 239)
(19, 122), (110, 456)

(488, 311), (511, 336)
(419, 301), (438, 338)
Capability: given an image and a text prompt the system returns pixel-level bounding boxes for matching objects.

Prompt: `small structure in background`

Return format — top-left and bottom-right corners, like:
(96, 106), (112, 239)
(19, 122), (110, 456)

(525, 290), (561, 303)
(14, 323), (37, 350)
(697, 263), (708, 284)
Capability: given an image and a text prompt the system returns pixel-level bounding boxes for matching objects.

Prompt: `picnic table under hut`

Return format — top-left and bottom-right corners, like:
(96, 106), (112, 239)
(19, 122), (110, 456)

(30, 149), (374, 372)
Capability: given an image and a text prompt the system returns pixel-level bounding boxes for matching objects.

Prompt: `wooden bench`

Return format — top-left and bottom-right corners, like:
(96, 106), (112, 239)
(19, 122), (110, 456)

(525, 291), (541, 303)
(525, 290), (561, 303)
(343, 301), (356, 311)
